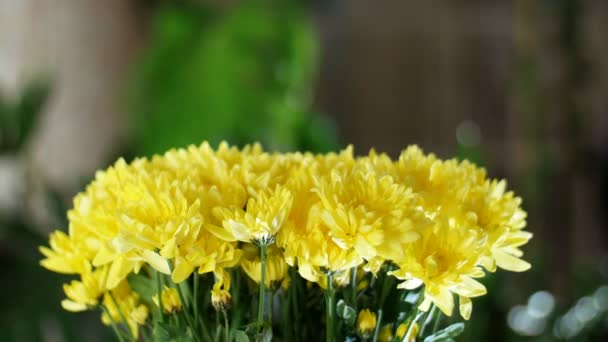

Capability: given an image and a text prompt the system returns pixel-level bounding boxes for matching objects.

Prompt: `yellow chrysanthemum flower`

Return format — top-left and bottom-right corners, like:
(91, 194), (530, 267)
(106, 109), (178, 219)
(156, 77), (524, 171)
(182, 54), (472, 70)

(472, 179), (532, 272)
(39, 230), (91, 275)
(391, 221), (487, 320)
(211, 186), (293, 245)
(61, 267), (106, 312)
(314, 163), (423, 262)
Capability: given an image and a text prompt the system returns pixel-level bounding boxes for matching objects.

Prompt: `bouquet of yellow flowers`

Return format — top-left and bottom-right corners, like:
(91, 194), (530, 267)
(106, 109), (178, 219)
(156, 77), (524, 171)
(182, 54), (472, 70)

(40, 142), (531, 341)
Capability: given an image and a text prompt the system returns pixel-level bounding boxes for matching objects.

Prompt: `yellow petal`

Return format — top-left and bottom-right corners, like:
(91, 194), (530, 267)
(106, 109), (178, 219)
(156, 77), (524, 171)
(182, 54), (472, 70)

(142, 250), (170, 275)
(159, 237), (177, 259)
(61, 299), (88, 312)
(459, 296), (472, 320)
(40, 256), (76, 274)
(401, 278), (423, 290)
(107, 257), (135, 289)
(205, 224), (237, 242)
(453, 277), (486, 298)
(172, 256), (194, 283)
(92, 244), (115, 266)
(430, 288), (454, 317)
(493, 249), (531, 272)
(197, 257), (216, 275)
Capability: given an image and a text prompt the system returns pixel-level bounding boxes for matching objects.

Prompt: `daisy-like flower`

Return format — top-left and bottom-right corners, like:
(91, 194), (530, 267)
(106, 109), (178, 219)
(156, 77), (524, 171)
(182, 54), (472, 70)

(391, 221), (487, 320)
(210, 185), (293, 246)
(314, 160), (424, 263)
(61, 267), (106, 312)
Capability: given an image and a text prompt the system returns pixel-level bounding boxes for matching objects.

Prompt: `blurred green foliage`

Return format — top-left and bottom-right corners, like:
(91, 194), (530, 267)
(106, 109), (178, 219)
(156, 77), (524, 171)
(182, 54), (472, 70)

(0, 79), (50, 153)
(128, 0), (338, 157)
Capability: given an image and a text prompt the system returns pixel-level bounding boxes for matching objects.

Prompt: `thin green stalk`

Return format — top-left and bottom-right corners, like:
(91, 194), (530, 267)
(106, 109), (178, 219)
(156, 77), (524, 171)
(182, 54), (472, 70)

(419, 305), (437, 337)
(175, 282), (196, 330)
(402, 311), (425, 342)
(194, 273), (200, 325)
(109, 292), (135, 341)
(379, 266), (395, 307)
(432, 309), (442, 334)
(256, 244), (268, 336)
(222, 309), (230, 342)
(155, 270), (164, 322)
(350, 267), (357, 308)
(200, 314), (213, 342)
(372, 309), (383, 342)
(101, 305), (127, 342)
(269, 289), (274, 326)
(214, 312), (221, 342)
(289, 268), (301, 342)
(325, 272), (336, 342)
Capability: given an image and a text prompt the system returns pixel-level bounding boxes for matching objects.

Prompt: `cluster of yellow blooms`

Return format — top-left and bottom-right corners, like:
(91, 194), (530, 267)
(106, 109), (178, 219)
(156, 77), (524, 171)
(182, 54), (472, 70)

(40, 142), (531, 338)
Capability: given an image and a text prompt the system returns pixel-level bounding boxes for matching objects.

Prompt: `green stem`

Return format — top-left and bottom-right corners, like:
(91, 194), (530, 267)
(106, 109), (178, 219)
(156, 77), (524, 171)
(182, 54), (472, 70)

(155, 270), (164, 322)
(256, 244), (268, 336)
(222, 309), (230, 342)
(379, 265), (395, 308)
(200, 314), (213, 342)
(350, 267), (357, 308)
(432, 309), (442, 334)
(402, 311), (424, 342)
(109, 292), (135, 341)
(325, 272), (335, 342)
(194, 273), (200, 327)
(101, 305), (127, 342)
(214, 313), (221, 342)
(419, 305), (437, 337)
(269, 288), (274, 326)
(176, 283), (196, 327)
(372, 309), (383, 342)
(289, 268), (301, 342)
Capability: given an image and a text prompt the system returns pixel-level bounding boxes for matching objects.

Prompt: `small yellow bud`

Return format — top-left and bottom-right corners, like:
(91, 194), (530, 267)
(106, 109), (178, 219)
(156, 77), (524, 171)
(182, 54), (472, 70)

(153, 287), (181, 314)
(357, 309), (377, 339)
(396, 321), (418, 342)
(378, 324), (394, 342)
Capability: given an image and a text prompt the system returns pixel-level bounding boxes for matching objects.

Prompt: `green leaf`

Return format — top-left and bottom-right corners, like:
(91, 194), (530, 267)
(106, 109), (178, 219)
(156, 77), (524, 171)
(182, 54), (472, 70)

(336, 299), (356, 327)
(127, 273), (156, 301)
(424, 323), (465, 342)
(234, 330), (250, 342)
(152, 322), (171, 342)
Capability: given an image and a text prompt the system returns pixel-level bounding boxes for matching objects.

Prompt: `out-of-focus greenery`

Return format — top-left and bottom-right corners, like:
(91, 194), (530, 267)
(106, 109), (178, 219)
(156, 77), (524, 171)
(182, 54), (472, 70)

(0, 79), (50, 153)
(128, 0), (338, 157)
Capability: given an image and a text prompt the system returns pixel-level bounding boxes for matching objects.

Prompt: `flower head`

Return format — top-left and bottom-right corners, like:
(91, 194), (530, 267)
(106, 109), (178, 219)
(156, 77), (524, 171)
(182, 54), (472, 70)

(211, 186), (293, 245)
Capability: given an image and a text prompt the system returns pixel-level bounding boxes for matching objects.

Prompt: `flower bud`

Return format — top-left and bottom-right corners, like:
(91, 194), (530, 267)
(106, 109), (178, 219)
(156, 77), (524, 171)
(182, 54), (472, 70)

(356, 309), (377, 339)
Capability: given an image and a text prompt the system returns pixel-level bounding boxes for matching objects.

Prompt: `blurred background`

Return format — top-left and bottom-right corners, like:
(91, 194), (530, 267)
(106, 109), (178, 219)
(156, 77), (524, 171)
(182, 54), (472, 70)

(1, 0), (607, 341)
